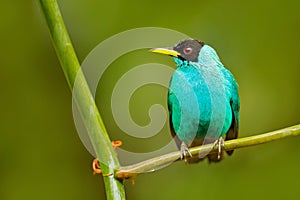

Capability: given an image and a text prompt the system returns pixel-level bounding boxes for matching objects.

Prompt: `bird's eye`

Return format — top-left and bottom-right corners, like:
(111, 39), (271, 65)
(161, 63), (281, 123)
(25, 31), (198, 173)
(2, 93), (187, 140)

(183, 47), (192, 55)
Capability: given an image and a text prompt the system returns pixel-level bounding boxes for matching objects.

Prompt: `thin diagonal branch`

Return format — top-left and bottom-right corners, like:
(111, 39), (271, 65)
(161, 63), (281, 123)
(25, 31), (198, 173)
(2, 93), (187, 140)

(116, 124), (300, 179)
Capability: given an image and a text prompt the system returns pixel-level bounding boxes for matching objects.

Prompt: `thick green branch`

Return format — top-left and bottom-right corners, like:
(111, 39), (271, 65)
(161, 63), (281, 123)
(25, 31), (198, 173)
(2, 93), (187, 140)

(39, 0), (125, 199)
(116, 124), (300, 179)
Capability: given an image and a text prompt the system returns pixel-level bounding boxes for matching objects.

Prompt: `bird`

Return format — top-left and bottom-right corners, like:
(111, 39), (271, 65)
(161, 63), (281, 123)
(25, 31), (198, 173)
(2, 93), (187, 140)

(150, 39), (240, 163)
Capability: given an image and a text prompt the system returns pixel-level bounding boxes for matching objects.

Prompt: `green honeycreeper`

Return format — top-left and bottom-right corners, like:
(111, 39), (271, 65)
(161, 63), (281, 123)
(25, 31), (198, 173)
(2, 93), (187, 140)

(150, 39), (240, 162)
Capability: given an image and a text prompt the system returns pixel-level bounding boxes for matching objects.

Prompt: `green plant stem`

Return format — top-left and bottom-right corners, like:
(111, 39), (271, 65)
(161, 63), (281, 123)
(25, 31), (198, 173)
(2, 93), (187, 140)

(39, 0), (125, 199)
(116, 124), (300, 179)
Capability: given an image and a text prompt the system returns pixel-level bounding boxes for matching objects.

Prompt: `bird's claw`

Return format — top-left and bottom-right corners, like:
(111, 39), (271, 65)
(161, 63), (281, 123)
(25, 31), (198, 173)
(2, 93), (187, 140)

(213, 137), (225, 160)
(180, 142), (192, 162)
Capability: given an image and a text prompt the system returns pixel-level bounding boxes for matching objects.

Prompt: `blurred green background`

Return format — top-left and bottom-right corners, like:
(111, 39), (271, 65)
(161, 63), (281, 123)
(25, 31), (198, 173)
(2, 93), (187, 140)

(1, 0), (300, 199)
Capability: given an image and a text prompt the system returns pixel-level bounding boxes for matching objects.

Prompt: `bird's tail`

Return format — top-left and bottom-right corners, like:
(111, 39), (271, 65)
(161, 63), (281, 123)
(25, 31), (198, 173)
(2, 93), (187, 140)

(207, 150), (224, 163)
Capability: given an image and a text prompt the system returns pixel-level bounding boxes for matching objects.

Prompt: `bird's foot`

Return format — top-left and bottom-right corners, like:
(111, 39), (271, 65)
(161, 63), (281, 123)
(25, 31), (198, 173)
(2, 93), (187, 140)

(93, 140), (122, 175)
(213, 137), (225, 160)
(180, 142), (192, 162)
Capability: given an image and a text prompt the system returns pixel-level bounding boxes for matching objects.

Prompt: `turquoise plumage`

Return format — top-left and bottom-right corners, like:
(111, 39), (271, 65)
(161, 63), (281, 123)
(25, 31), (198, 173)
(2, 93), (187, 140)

(151, 39), (240, 162)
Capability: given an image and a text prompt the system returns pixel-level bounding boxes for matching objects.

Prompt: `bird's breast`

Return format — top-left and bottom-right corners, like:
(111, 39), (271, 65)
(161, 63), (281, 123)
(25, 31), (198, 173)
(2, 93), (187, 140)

(168, 65), (232, 142)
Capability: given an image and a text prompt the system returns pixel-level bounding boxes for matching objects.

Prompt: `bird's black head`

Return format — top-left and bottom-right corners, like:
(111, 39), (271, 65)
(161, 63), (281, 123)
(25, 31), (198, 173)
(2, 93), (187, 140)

(150, 39), (205, 63)
(173, 39), (205, 62)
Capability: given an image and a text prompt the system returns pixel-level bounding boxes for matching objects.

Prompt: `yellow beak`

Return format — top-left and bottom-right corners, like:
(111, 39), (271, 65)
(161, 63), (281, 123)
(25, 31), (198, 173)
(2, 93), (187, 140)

(149, 47), (181, 57)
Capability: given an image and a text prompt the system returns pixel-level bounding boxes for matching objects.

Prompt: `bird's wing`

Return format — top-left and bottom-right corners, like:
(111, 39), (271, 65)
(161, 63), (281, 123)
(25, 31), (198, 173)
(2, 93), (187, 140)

(168, 89), (182, 149)
(225, 73), (240, 155)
